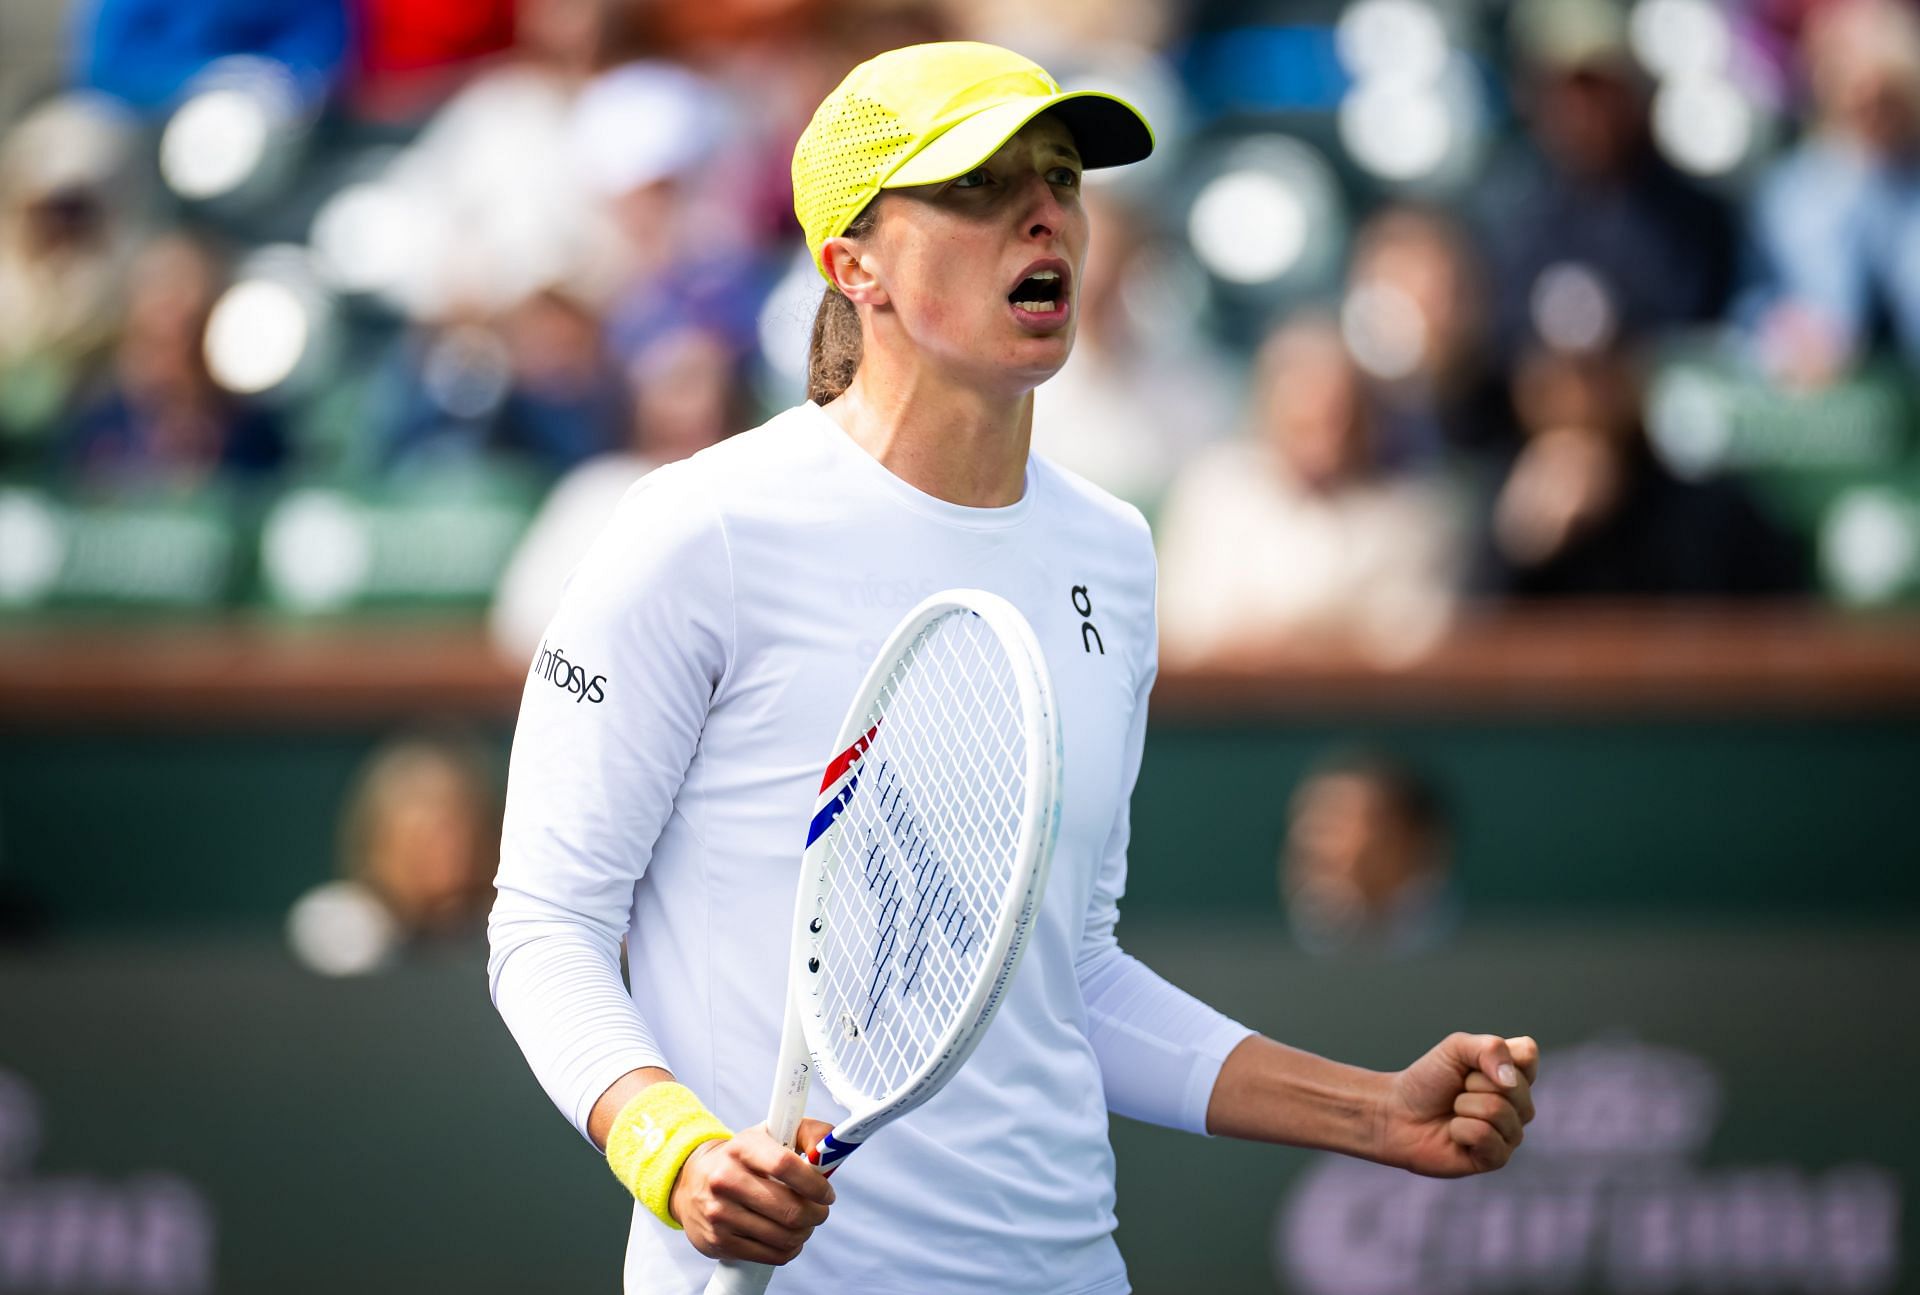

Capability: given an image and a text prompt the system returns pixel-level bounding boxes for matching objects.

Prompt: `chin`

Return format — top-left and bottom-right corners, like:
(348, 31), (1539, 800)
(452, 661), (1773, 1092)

(985, 355), (1070, 397)
(996, 331), (1075, 387)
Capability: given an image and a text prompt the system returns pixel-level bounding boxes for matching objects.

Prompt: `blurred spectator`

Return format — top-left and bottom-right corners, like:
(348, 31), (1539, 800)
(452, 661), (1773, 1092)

(344, 735), (499, 932)
(0, 94), (140, 472)
(347, 0), (517, 119)
(1032, 189), (1239, 514)
(72, 0), (348, 111)
(1342, 205), (1519, 469)
(1478, 345), (1808, 597)
(63, 233), (285, 488)
(286, 734), (501, 976)
(365, 0), (633, 321)
(627, 325), (752, 464)
(698, 9), (954, 253)
(1280, 749), (1459, 958)
(1483, 0), (1737, 357)
(1750, 0), (1920, 387)
(376, 289), (626, 475)
(577, 60), (777, 368)
(1156, 317), (1464, 667)
(491, 324), (746, 660)
(0, 0), (1891, 636)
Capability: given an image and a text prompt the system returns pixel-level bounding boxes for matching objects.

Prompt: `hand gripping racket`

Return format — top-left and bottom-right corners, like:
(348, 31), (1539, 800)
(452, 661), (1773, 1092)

(703, 589), (1062, 1295)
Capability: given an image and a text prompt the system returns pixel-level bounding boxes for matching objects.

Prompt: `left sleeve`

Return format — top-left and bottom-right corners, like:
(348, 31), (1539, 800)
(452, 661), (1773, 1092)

(1076, 543), (1255, 1136)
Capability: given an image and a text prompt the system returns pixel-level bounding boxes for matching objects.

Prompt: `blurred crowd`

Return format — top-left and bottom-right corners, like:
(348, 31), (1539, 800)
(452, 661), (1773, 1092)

(4, 0), (1920, 664)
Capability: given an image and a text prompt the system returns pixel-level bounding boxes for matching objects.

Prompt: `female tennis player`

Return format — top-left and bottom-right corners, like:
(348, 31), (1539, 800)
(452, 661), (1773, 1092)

(489, 40), (1538, 1295)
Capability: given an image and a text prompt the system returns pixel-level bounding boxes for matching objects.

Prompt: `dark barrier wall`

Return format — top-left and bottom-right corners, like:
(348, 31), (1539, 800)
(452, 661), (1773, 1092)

(1, 920), (1910, 1294)
(3, 715), (1918, 927)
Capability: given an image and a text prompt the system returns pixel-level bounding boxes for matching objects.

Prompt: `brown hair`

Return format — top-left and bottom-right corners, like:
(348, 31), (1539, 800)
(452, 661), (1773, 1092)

(805, 201), (879, 405)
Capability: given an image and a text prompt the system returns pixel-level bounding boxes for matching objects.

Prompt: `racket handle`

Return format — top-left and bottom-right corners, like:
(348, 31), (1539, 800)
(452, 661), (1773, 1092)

(763, 1001), (811, 1153)
(701, 1005), (814, 1295)
(699, 1107), (810, 1294)
(705, 1258), (778, 1295)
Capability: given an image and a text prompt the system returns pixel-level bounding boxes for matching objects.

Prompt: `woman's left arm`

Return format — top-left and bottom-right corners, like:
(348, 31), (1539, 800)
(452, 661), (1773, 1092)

(1204, 1031), (1539, 1176)
(1079, 539), (1538, 1173)
(1074, 612), (1254, 1136)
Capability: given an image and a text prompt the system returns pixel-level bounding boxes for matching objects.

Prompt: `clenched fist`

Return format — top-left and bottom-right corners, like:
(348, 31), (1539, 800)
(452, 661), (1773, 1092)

(1377, 1033), (1538, 1177)
(671, 1119), (837, 1265)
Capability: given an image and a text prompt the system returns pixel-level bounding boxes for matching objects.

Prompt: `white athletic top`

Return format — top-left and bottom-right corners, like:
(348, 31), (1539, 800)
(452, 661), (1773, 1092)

(489, 401), (1252, 1295)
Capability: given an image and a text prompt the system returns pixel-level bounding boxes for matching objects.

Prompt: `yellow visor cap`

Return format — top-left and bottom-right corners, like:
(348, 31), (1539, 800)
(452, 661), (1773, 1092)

(792, 41), (1155, 283)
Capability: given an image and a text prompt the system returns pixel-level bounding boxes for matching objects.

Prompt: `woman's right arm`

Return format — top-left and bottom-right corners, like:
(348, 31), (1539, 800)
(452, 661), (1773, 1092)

(487, 465), (830, 1262)
(489, 465), (732, 1134)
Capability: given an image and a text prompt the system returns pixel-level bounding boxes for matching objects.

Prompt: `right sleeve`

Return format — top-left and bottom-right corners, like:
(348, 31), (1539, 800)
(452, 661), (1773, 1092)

(486, 463), (735, 1141)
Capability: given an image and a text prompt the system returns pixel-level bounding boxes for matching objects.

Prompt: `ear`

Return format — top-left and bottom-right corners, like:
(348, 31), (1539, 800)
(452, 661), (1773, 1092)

(821, 237), (888, 307)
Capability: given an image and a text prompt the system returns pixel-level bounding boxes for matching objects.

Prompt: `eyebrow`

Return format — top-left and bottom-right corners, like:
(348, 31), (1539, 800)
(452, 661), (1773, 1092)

(1051, 143), (1083, 165)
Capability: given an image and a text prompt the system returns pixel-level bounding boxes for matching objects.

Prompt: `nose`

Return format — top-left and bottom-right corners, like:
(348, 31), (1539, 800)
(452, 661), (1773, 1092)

(1016, 169), (1068, 242)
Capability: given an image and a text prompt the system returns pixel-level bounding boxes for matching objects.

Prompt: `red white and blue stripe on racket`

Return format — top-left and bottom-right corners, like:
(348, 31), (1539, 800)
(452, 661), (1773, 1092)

(806, 721), (880, 847)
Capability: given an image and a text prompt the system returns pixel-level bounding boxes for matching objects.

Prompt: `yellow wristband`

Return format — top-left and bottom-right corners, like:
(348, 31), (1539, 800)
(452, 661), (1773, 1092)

(605, 1082), (733, 1230)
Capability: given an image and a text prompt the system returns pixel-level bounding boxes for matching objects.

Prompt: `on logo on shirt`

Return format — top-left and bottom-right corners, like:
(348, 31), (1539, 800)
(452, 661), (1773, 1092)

(1072, 585), (1105, 656)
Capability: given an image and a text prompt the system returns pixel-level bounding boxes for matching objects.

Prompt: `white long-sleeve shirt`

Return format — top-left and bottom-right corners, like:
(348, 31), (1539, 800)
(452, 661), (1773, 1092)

(489, 400), (1251, 1295)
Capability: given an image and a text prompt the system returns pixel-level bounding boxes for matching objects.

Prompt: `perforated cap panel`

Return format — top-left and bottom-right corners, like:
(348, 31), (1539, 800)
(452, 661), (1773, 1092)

(791, 92), (916, 269)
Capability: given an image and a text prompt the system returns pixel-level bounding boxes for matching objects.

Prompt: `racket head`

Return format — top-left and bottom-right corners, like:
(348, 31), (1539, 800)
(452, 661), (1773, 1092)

(788, 589), (1061, 1144)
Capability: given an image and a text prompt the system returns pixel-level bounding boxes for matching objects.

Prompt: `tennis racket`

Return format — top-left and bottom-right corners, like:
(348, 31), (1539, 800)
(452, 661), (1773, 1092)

(703, 589), (1062, 1295)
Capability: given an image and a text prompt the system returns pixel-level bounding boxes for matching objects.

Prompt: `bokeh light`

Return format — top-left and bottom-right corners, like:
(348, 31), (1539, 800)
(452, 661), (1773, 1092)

(1332, 0), (1483, 187)
(286, 880), (400, 977)
(261, 489), (373, 612)
(157, 58), (302, 203)
(1653, 75), (1757, 177)
(1186, 138), (1342, 288)
(1629, 0), (1733, 81)
(1190, 171), (1307, 285)
(205, 279), (309, 394)
(1336, 0), (1450, 86)
(1824, 489), (1919, 605)
(1339, 82), (1454, 181)
(1529, 261), (1618, 354)
(1646, 368), (1736, 480)
(203, 249), (333, 396)
(0, 490), (64, 605)
(160, 88), (270, 200)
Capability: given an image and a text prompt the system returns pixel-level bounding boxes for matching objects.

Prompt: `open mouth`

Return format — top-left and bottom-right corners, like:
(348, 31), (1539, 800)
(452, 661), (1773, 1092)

(1008, 269), (1067, 316)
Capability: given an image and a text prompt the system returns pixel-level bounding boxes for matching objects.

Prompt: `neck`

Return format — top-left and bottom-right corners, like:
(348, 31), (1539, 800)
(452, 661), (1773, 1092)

(821, 350), (1034, 509)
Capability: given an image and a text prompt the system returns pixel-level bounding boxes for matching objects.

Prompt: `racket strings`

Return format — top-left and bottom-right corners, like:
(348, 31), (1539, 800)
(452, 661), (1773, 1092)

(812, 610), (1029, 1106)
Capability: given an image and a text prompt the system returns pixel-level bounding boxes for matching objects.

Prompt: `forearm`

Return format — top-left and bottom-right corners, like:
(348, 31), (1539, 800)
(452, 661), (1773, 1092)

(1204, 1033), (1390, 1161)
(586, 1066), (678, 1150)
(488, 900), (671, 1139)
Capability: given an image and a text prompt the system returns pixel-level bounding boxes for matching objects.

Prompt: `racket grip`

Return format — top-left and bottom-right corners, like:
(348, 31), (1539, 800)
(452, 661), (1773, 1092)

(701, 1003), (813, 1295)
(704, 1258), (777, 1295)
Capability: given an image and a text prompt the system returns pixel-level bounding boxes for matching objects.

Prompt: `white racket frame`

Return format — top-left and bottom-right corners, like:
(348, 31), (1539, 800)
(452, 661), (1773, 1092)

(705, 589), (1061, 1295)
